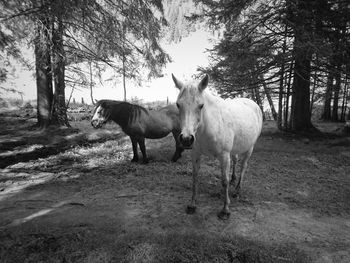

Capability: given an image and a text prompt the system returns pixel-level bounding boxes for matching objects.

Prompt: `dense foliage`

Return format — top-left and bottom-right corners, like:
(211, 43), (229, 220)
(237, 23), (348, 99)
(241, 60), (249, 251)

(196, 0), (350, 131)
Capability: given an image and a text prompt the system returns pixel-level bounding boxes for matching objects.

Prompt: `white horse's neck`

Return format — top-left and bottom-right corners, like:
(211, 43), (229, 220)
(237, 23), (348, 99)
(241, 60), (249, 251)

(203, 90), (222, 111)
(198, 90), (222, 128)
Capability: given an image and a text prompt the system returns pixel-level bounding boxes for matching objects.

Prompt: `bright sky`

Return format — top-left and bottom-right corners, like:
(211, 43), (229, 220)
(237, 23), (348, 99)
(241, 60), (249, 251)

(2, 29), (214, 104)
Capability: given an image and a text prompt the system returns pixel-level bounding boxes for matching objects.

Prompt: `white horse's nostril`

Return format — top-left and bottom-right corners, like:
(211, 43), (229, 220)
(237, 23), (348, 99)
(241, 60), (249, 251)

(179, 134), (194, 148)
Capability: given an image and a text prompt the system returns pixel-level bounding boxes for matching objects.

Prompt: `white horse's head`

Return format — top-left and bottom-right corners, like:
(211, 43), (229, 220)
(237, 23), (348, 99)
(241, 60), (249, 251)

(172, 74), (209, 149)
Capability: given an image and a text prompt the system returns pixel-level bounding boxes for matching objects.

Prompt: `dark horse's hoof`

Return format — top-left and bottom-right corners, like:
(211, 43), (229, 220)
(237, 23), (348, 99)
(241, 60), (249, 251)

(171, 148), (183, 162)
(131, 156), (139, 163)
(171, 154), (181, 162)
(171, 156), (179, 162)
(232, 192), (240, 199)
(217, 210), (231, 220)
(186, 205), (196, 214)
(142, 158), (149, 164)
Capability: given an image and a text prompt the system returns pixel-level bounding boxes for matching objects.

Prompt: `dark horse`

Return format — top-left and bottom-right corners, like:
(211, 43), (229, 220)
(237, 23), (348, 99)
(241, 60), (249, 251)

(91, 100), (184, 163)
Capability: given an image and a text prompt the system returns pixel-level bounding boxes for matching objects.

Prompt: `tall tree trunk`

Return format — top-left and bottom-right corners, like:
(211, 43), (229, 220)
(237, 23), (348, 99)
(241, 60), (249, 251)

(285, 61), (294, 129)
(290, 48), (312, 131)
(35, 15), (53, 129)
(289, 0), (313, 131)
(89, 61), (95, 105)
(262, 79), (277, 121)
(332, 64), (341, 121)
(66, 84), (75, 108)
(337, 1), (347, 122)
(253, 86), (265, 120)
(347, 69), (350, 122)
(340, 80), (348, 122)
(277, 71), (284, 128)
(322, 66), (334, 120)
(122, 54), (126, 101)
(122, 2), (127, 101)
(51, 11), (70, 127)
(277, 24), (288, 130)
(310, 69), (318, 119)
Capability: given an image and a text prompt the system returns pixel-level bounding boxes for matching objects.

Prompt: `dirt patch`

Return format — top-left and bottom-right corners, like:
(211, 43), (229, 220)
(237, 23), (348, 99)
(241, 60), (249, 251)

(0, 118), (349, 262)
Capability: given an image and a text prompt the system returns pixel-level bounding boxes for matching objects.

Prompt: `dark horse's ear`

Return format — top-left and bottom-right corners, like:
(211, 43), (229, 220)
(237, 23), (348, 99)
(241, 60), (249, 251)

(172, 74), (183, 90)
(198, 74), (209, 92)
(100, 101), (107, 108)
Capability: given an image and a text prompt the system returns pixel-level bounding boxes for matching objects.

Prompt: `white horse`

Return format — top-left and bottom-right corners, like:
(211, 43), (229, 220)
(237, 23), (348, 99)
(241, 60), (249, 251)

(172, 74), (263, 219)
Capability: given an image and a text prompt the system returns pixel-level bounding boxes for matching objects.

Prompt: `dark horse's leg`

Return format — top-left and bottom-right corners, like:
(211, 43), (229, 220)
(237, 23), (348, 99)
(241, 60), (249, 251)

(138, 137), (149, 164)
(171, 131), (184, 162)
(130, 137), (139, 162)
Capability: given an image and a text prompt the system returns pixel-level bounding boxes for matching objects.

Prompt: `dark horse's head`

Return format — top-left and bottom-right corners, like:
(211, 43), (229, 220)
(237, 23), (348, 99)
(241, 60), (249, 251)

(91, 100), (112, 128)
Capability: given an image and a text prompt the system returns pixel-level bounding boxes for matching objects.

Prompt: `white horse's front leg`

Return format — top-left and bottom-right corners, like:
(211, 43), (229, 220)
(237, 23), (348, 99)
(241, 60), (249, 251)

(186, 151), (201, 214)
(218, 152), (231, 220)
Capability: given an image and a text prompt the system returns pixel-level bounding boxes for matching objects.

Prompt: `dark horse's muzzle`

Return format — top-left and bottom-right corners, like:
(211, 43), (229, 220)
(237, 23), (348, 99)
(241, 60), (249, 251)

(179, 134), (195, 149)
(91, 119), (103, 128)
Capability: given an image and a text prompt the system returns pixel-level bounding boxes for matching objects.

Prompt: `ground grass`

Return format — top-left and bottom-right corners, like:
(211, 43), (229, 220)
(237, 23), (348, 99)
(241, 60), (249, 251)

(0, 117), (349, 263)
(1, 226), (309, 263)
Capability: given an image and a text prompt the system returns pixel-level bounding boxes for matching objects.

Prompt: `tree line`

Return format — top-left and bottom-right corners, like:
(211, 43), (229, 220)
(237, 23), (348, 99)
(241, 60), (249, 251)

(2, 0), (349, 133)
(195, 0), (350, 132)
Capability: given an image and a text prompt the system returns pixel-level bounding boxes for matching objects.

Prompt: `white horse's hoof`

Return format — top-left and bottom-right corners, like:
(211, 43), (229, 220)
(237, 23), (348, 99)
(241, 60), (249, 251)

(186, 205), (196, 214)
(217, 210), (231, 220)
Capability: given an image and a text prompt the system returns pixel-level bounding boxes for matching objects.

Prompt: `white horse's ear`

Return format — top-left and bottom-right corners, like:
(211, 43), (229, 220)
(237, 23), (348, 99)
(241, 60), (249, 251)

(198, 74), (209, 92)
(172, 74), (183, 90)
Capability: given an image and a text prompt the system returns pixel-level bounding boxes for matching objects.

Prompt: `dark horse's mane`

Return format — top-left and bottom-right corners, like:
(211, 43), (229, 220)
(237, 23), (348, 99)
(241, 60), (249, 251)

(96, 100), (149, 128)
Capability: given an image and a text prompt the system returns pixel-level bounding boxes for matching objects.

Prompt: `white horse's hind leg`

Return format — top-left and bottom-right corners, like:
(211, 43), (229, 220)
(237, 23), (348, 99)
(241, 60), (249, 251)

(230, 154), (238, 186)
(186, 152), (201, 214)
(218, 152), (231, 220)
(234, 147), (254, 195)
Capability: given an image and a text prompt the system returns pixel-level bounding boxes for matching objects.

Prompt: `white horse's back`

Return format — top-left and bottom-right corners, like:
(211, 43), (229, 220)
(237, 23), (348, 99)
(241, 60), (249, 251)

(198, 94), (262, 156)
(224, 97), (263, 154)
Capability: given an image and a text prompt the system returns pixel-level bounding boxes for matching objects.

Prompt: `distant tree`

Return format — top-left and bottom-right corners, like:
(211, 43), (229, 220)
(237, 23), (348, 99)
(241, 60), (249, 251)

(0, 22), (27, 99)
(163, 0), (197, 43)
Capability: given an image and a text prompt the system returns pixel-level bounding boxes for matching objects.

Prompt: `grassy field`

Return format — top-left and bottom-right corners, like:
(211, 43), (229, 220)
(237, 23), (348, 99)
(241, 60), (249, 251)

(0, 113), (349, 262)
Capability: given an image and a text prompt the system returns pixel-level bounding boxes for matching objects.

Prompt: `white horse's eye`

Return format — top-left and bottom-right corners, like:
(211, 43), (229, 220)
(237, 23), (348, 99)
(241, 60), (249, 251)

(176, 103), (180, 109)
(199, 104), (204, 110)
